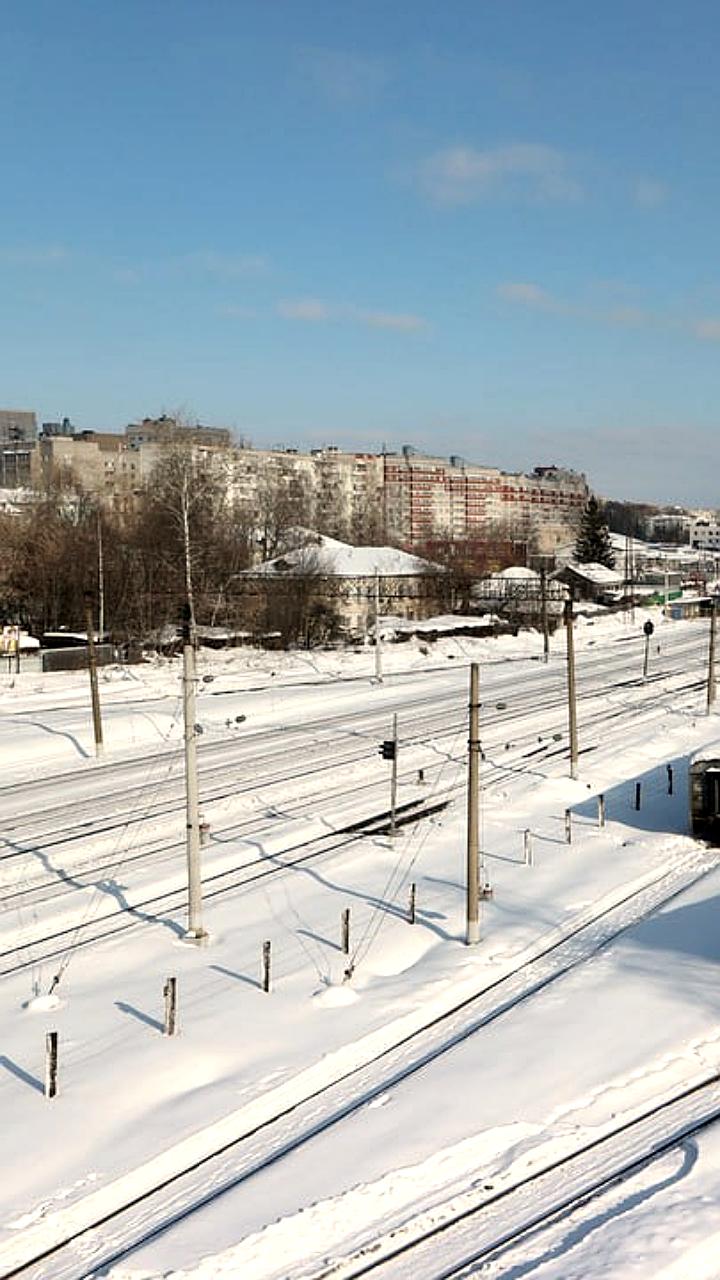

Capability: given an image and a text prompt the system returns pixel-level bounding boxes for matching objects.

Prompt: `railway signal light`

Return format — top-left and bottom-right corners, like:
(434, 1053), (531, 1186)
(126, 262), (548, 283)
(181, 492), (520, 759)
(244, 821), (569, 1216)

(379, 739), (397, 761)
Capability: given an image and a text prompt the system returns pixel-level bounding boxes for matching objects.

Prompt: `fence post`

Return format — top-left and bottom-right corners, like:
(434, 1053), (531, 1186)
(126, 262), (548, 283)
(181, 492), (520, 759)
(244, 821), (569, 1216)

(667, 765), (673, 796)
(408, 882), (416, 924)
(524, 828), (533, 865)
(45, 1031), (58, 1099)
(163, 977), (177, 1036)
(635, 782), (642, 811)
(564, 809), (572, 844)
(598, 794), (606, 828)
(341, 908), (351, 955)
(262, 940), (271, 993)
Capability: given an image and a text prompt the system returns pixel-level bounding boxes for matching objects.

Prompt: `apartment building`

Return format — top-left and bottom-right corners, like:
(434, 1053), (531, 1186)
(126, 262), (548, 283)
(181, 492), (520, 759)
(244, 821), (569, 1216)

(382, 450), (587, 551)
(229, 446), (385, 544)
(35, 430), (147, 509)
(691, 517), (720, 552)
(0, 409), (37, 487)
(10, 409), (587, 551)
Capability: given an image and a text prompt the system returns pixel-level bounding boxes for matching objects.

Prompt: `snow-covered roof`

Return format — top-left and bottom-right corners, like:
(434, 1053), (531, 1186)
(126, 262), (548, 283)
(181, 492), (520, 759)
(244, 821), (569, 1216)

(249, 533), (444, 578)
(383, 613), (500, 634)
(564, 561), (624, 585)
(492, 566), (540, 581)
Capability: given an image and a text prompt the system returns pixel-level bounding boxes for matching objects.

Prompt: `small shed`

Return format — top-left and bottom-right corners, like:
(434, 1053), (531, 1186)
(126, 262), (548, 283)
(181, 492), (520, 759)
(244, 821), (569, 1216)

(555, 562), (624, 603)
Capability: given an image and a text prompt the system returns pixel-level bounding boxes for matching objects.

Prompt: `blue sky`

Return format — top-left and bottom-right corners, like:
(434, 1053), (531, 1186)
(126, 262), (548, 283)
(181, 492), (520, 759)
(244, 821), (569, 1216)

(1, 1), (719, 504)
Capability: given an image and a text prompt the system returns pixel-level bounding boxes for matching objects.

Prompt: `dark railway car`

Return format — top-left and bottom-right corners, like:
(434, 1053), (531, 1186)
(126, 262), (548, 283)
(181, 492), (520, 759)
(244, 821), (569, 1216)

(689, 745), (720, 841)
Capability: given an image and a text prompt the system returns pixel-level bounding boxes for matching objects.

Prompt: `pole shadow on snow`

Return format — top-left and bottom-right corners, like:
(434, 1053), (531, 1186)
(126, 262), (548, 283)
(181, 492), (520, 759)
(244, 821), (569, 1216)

(7, 716), (89, 760)
(496, 1138), (698, 1280)
(569, 753), (690, 837)
(2, 834), (186, 942)
(114, 1001), (164, 1033)
(241, 837), (458, 945)
(209, 963), (261, 990)
(297, 926), (343, 952)
(0, 1055), (43, 1094)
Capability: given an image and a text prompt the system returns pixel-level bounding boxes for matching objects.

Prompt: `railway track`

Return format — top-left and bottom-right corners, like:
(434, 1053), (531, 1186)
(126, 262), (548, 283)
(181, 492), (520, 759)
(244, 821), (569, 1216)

(323, 1072), (720, 1279)
(0, 659), (701, 896)
(0, 621), (707, 844)
(0, 795), (452, 977)
(0, 668), (705, 975)
(0, 843), (714, 1280)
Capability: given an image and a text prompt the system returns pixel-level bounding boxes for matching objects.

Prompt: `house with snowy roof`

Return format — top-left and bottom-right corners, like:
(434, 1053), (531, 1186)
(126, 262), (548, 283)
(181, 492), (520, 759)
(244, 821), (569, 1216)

(232, 532), (449, 642)
(555, 561), (624, 603)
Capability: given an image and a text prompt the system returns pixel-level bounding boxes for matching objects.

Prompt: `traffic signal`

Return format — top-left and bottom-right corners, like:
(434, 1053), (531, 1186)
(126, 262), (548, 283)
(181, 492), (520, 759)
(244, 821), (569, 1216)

(379, 739), (397, 761)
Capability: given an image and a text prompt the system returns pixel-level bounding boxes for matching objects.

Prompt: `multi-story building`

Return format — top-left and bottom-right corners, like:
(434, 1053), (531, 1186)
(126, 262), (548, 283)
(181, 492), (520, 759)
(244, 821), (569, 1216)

(15, 410), (587, 553)
(382, 449), (587, 552)
(227, 445), (585, 552)
(0, 409), (37, 487)
(125, 416), (232, 451)
(35, 430), (144, 509)
(691, 517), (720, 552)
(229, 445), (385, 548)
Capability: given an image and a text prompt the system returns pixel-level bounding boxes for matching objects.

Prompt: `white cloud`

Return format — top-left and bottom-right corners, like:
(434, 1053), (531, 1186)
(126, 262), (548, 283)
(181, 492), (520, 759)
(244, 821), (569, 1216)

(496, 281), (566, 311)
(632, 178), (668, 208)
(498, 279), (720, 347)
(297, 46), (388, 104)
(277, 298), (332, 322)
(176, 250), (270, 279)
(420, 143), (583, 205)
(694, 318), (720, 341)
(277, 298), (427, 332)
(0, 245), (70, 266)
(361, 310), (427, 331)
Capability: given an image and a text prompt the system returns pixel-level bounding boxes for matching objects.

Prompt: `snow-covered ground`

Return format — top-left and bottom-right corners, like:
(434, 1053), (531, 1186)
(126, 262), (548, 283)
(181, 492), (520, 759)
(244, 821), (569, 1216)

(2, 610), (720, 1279)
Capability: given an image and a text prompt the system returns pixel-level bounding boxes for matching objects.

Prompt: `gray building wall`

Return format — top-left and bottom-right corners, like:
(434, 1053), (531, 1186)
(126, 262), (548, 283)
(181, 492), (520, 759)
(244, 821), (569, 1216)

(0, 409), (37, 487)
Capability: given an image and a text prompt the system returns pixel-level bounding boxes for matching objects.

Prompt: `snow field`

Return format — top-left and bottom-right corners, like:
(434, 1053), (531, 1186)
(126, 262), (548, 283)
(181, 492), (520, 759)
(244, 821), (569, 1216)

(1, 611), (720, 1278)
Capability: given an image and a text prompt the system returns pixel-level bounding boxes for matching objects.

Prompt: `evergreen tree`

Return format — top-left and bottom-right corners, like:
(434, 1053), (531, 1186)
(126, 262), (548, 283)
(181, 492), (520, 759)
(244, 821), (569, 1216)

(575, 496), (615, 568)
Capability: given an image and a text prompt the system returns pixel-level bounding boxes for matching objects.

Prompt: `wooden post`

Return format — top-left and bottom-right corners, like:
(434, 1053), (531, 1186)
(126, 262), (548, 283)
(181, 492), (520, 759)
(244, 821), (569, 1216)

(598, 794), (606, 827)
(408, 882), (416, 924)
(523, 828), (533, 865)
(163, 976), (177, 1036)
(565, 809), (572, 844)
(262, 940), (271, 993)
(45, 1031), (58, 1099)
(84, 593), (104, 758)
(635, 781), (642, 811)
(341, 908), (351, 955)
(417, 768), (425, 784)
(466, 663), (480, 944)
(667, 764), (673, 796)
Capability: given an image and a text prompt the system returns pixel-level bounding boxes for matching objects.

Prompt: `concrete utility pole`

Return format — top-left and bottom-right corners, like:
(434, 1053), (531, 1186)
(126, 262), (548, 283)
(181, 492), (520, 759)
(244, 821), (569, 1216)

(564, 597), (579, 780)
(97, 510), (105, 642)
(466, 663), (480, 945)
(374, 569), (383, 683)
(707, 601), (717, 714)
(84, 593), (104, 758)
(182, 603), (207, 941)
(540, 567), (550, 663)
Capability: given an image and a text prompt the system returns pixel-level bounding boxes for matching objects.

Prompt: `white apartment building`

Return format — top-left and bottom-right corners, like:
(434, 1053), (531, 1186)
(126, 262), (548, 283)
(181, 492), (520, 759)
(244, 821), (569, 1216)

(691, 517), (720, 552)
